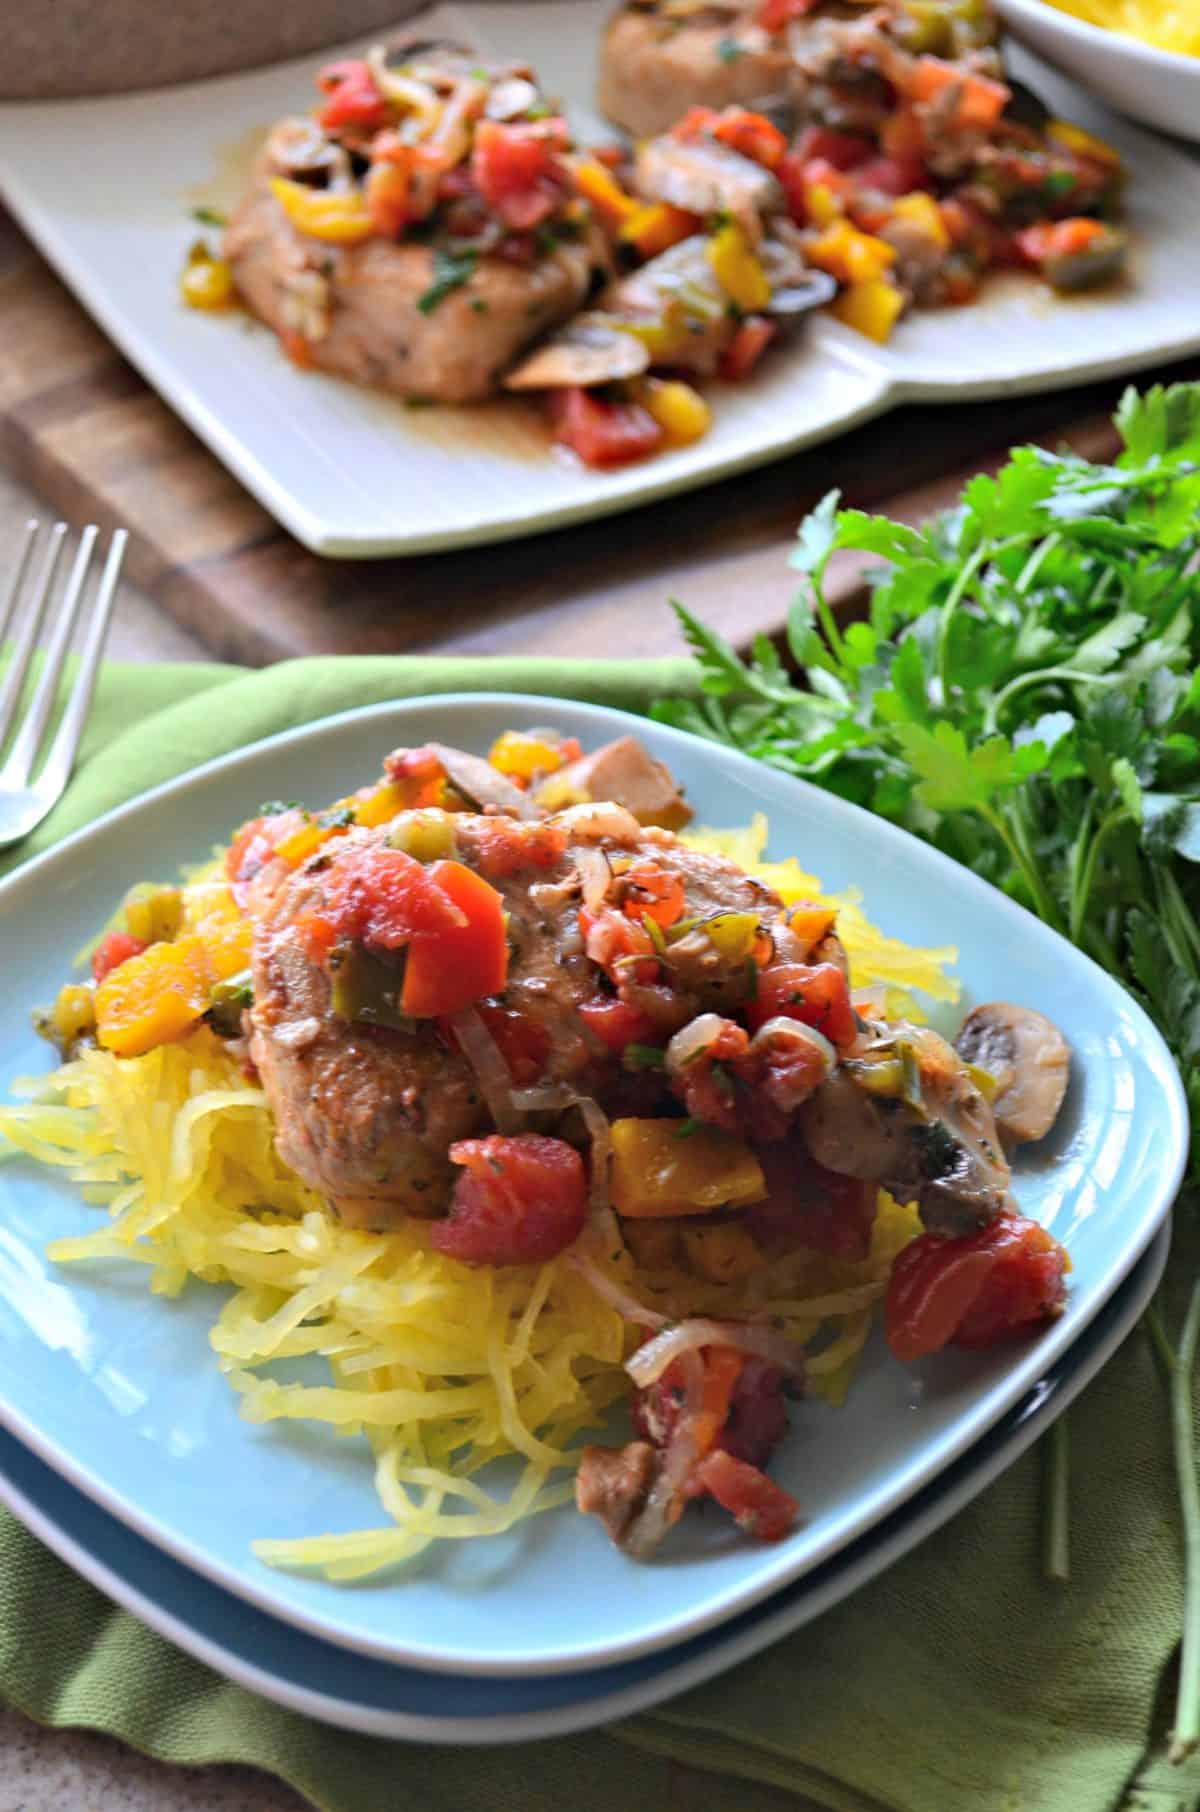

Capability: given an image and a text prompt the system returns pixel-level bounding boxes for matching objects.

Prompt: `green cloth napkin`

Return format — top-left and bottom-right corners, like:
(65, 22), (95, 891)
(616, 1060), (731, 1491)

(3, 652), (1200, 1812)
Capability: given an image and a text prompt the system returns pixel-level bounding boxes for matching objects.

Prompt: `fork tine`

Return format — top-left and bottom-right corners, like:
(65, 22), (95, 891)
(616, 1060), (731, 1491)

(0, 525), (98, 789)
(33, 530), (128, 808)
(0, 519), (40, 646)
(0, 520), (67, 748)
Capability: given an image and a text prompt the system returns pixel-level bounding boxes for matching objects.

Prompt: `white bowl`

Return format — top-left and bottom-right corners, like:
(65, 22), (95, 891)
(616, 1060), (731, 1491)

(996, 0), (1200, 143)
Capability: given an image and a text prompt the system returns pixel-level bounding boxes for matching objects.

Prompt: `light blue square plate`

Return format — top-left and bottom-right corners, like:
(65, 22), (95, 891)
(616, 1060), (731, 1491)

(0, 695), (1186, 1678)
(0, 1219), (1168, 1743)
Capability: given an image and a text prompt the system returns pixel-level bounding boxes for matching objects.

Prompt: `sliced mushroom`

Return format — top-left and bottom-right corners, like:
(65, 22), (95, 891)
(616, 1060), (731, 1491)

(955, 1004), (1071, 1147)
(264, 117), (353, 189)
(425, 742), (540, 819)
(634, 135), (784, 220)
(575, 1441), (656, 1548)
(1040, 225), (1127, 294)
(764, 267), (838, 316)
(535, 734), (692, 828)
(798, 1023), (1012, 1237)
(504, 315), (651, 391)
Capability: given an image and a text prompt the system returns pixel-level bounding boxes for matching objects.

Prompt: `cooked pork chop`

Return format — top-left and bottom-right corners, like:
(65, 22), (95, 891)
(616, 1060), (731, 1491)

(224, 147), (607, 403)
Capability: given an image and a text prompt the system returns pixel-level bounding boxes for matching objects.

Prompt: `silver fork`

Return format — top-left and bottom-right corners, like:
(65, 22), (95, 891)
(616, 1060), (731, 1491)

(0, 519), (129, 849)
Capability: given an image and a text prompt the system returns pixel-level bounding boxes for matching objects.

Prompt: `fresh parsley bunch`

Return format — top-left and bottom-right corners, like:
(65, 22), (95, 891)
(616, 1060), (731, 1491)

(654, 381), (1200, 1755)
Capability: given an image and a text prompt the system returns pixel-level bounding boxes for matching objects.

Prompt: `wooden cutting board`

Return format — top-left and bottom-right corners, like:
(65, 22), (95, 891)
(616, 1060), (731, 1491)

(3, 205), (1197, 667)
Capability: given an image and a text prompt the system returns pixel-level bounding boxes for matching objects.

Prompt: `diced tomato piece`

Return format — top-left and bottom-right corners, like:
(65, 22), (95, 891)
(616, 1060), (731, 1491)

(475, 1003), (550, 1087)
(758, 0), (822, 28)
(225, 815), (273, 887)
(886, 1214), (1067, 1363)
(796, 125), (872, 171)
(748, 961), (856, 1050)
(310, 844), (468, 956)
(92, 930), (150, 984)
(620, 864), (686, 930)
(400, 859), (507, 1017)
(671, 105), (721, 142)
(549, 387), (665, 469)
(470, 817), (568, 878)
(579, 906), (660, 988)
(670, 1016), (750, 1133)
(433, 1134), (588, 1266)
(471, 118), (569, 230)
(1015, 217), (1107, 267)
(578, 996), (660, 1053)
(750, 1148), (878, 1260)
(315, 59), (390, 131)
(710, 109), (788, 171)
(854, 153), (929, 197)
(719, 316), (777, 382)
(690, 1448), (800, 1541)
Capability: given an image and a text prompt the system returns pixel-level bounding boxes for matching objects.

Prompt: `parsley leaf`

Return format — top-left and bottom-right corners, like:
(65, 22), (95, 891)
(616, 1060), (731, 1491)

(417, 248), (478, 315)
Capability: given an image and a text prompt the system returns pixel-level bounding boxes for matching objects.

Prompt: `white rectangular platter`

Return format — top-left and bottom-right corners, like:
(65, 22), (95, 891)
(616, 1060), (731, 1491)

(0, 0), (1198, 556)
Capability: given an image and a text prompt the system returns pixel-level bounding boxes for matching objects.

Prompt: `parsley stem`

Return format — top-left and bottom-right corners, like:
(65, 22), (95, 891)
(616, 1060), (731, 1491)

(1042, 1415), (1070, 1582)
(982, 666), (1120, 738)
(935, 534), (1025, 700)
(981, 801), (1064, 933)
(1069, 808), (1132, 946)
(1169, 1277), (1200, 1763)
(1015, 532), (1061, 596)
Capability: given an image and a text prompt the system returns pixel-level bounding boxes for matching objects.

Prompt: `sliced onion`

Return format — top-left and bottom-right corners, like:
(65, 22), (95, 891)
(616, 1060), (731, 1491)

(449, 1007), (521, 1134)
(508, 1082), (577, 1113)
(622, 1348), (706, 1560)
(665, 1012), (728, 1077)
(749, 1017), (836, 1075)
(574, 844), (614, 913)
(566, 1252), (667, 1332)
(366, 49), (442, 127)
(626, 1317), (808, 1390)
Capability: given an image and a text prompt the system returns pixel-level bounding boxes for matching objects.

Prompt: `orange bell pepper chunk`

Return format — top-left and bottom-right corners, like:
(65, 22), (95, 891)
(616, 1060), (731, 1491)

(400, 860), (508, 1017)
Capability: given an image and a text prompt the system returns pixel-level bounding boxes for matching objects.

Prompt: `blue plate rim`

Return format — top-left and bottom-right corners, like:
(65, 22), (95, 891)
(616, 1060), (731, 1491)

(0, 691), (1187, 1678)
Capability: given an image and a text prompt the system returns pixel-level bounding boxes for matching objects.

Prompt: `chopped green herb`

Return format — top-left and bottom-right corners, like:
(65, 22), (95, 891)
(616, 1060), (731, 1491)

(190, 205), (228, 227)
(257, 800), (302, 816)
(469, 296), (489, 314)
(317, 806), (356, 830)
(672, 1118), (702, 1139)
(1042, 170), (1078, 200)
(417, 248), (478, 314)
(624, 1043), (667, 1071)
(716, 35), (745, 61)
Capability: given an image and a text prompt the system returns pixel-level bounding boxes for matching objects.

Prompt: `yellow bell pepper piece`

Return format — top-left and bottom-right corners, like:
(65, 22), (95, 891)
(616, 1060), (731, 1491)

(633, 377), (712, 448)
(1046, 119), (1121, 168)
(830, 276), (905, 343)
(270, 177), (375, 244)
(890, 191), (950, 249)
(273, 819), (327, 866)
(180, 242), (235, 310)
(805, 181), (844, 229)
(706, 220), (771, 313)
(95, 937), (213, 1057)
(610, 1119), (767, 1219)
(123, 884), (183, 946)
(352, 780), (412, 829)
(807, 218), (896, 286)
(572, 160), (640, 230)
(619, 201), (700, 260)
(683, 1222), (763, 1284)
(488, 731), (569, 783)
